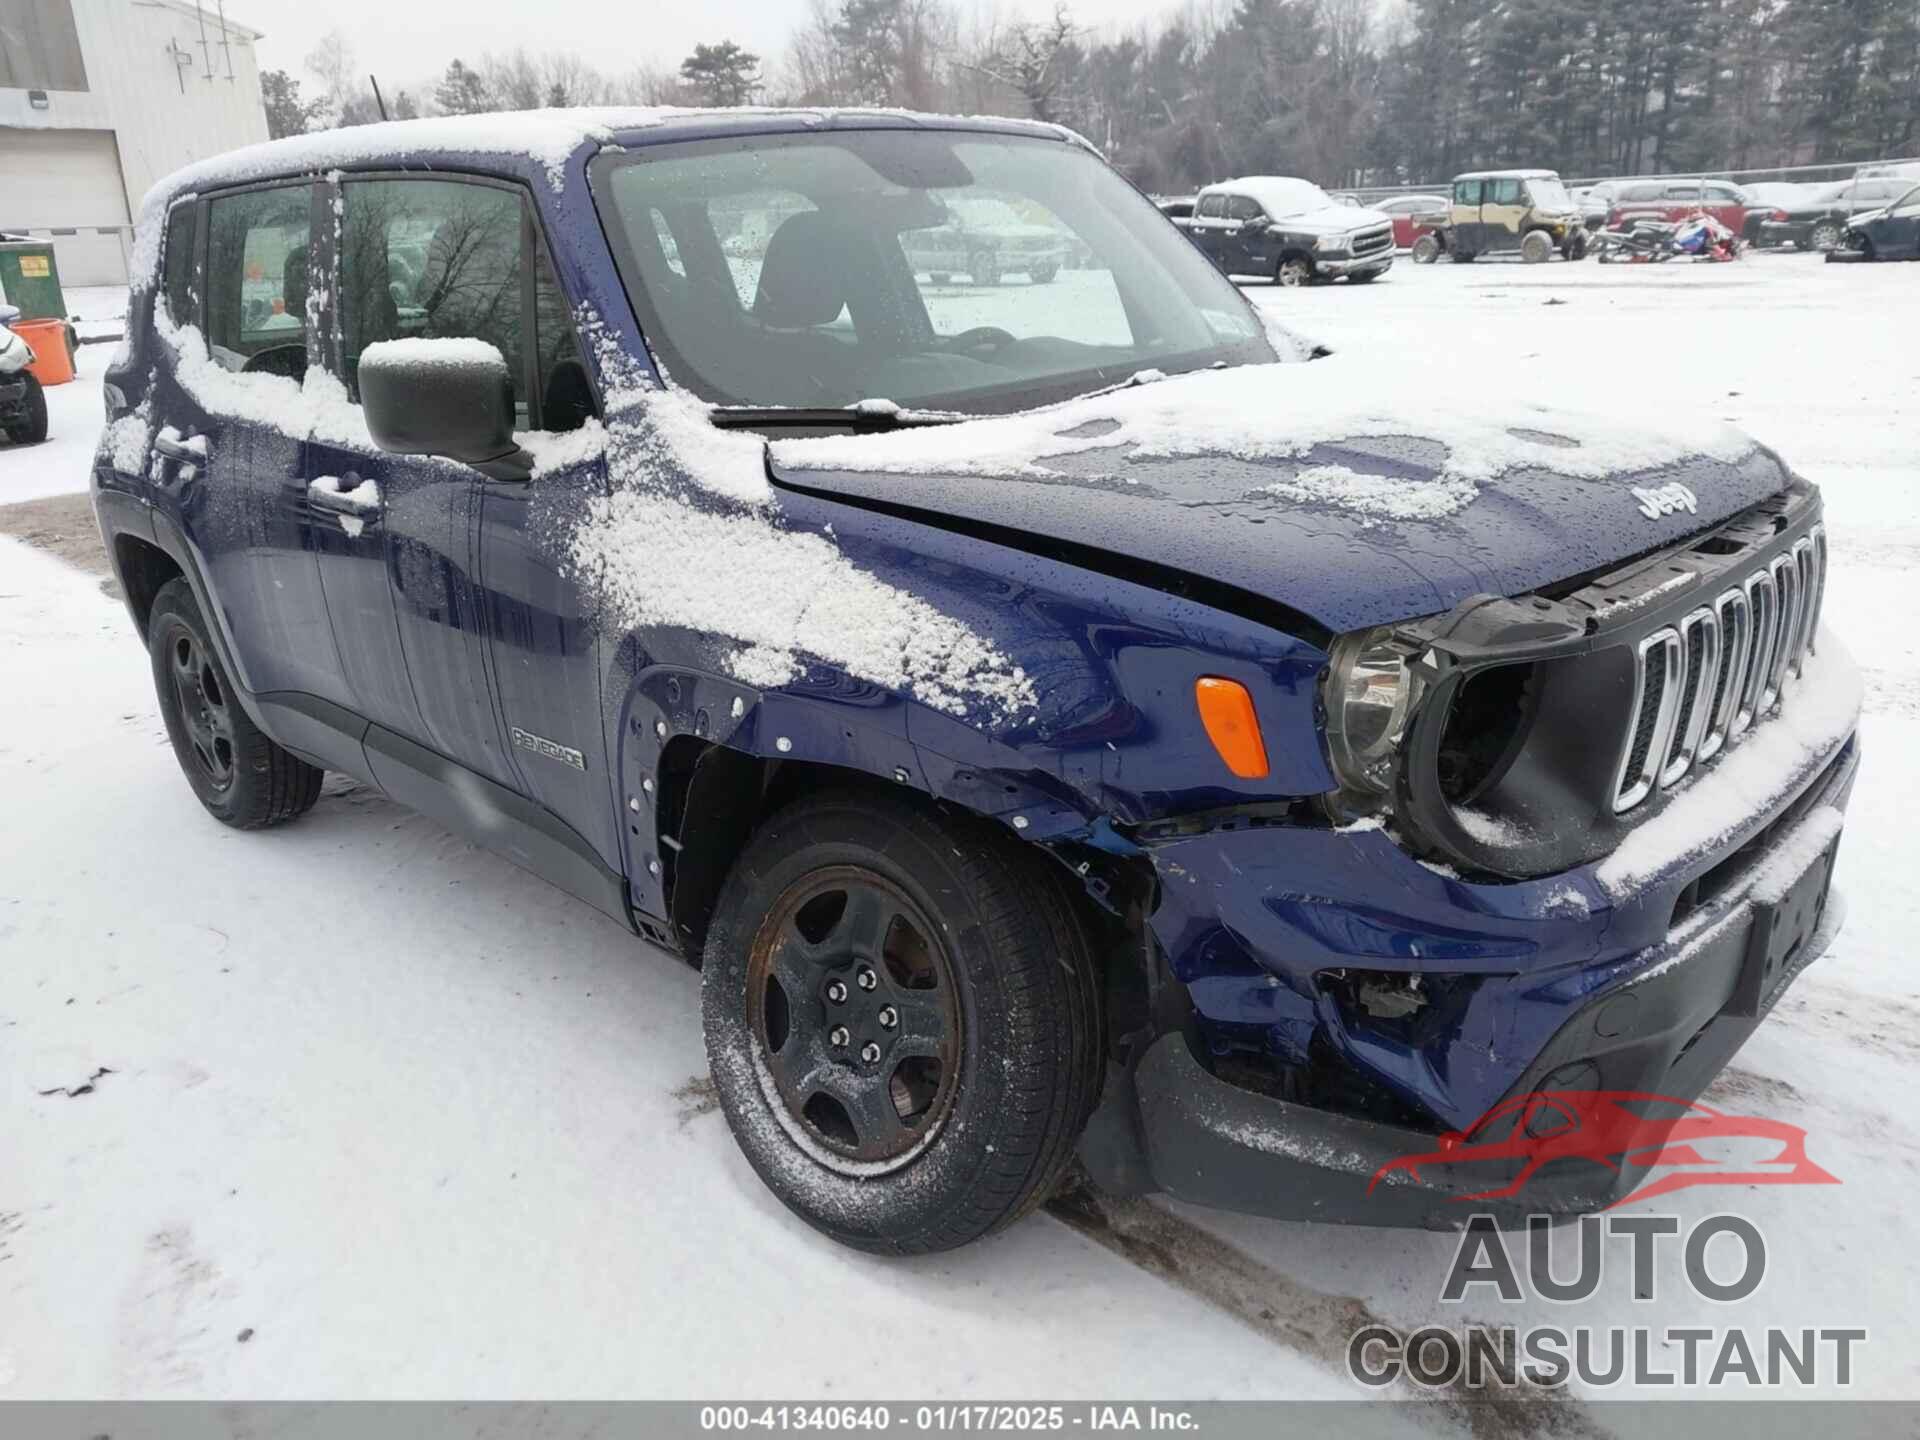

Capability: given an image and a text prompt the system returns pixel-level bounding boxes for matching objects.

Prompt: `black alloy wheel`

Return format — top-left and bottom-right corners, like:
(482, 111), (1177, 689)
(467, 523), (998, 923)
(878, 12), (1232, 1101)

(162, 621), (238, 792)
(745, 866), (961, 1168)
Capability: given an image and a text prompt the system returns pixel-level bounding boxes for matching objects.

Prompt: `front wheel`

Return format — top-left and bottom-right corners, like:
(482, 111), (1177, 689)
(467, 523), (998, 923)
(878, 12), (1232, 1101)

(1810, 220), (1842, 251)
(1030, 262), (1058, 284)
(148, 578), (324, 828)
(702, 788), (1102, 1254)
(968, 251), (1002, 286)
(1411, 234), (1441, 264)
(2, 371), (47, 444)
(1276, 255), (1314, 286)
(1521, 230), (1553, 264)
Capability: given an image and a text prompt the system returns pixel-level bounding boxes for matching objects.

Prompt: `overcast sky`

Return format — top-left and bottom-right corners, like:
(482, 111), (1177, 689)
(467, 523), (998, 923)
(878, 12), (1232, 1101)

(242, 0), (1196, 98)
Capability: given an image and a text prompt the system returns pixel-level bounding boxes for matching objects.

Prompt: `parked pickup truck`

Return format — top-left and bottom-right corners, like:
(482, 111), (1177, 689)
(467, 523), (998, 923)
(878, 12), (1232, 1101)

(99, 109), (1857, 1254)
(1188, 176), (1394, 284)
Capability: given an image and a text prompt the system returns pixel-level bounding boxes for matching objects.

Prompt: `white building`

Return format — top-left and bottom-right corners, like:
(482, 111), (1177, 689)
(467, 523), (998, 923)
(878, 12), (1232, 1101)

(1, 0), (269, 286)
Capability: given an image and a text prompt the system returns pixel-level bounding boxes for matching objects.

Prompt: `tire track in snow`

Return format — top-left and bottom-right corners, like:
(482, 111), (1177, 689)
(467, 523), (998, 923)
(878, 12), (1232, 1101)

(1044, 1173), (1606, 1439)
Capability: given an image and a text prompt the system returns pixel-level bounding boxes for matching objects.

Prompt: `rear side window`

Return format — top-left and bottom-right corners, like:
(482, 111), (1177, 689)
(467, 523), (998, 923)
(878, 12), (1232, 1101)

(337, 176), (590, 433)
(1453, 180), (1482, 205)
(1489, 179), (1523, 204)
(162, 202), (199, 328)
(205, 185), (313, 378)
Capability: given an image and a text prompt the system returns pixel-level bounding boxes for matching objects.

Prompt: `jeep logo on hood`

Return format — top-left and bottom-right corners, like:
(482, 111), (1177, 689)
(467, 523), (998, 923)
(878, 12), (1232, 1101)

(1633, 482), (1699, 519)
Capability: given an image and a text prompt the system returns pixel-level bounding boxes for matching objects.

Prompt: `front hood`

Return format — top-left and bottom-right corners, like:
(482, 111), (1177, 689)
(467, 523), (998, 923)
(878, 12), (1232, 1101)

(1278, 205), (1392, 236)
(769, 363), (1792, 635)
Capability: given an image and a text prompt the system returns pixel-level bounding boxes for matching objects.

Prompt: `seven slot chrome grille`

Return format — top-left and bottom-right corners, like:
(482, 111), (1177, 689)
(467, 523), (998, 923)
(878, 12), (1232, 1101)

(1612, 524), (1826, 813)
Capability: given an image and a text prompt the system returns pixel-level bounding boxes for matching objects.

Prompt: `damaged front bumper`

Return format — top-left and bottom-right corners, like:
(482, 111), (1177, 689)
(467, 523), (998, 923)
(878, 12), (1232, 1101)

(1080, 726), (1858, 1228)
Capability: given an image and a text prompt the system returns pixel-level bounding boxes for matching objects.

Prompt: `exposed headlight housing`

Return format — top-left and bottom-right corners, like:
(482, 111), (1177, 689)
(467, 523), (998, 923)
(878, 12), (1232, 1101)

(1322, 626), (1426, 806)
(1315, 234), (1347, 252)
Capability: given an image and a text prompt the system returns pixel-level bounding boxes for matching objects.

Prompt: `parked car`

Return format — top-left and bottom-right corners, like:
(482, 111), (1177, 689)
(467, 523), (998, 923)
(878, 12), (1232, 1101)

(1761, 176), (1919, 251)
(1374, 193), (1449, 249)
(0, 303), (49, 444)
(100, 109), (1857, 1252)
(1828, 180), (1920, 262)
(901, 193), (1072, 284)
(1155, 195), (1197, 234)
(1414, 169), (1586, 262)
(1573, 182), (1617, 231)
(1605, 177), (1754, 238)
(1189, 177), (1394, 284)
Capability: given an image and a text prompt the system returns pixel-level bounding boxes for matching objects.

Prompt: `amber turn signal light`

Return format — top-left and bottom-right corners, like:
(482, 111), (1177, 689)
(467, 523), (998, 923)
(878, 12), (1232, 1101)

(1194, 677), (1270, 779)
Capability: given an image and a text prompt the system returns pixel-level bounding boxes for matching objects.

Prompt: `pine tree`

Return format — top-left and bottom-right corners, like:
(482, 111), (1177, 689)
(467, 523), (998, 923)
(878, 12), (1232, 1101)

(435, 59), (492, 116)
(678, 41), (762, 106)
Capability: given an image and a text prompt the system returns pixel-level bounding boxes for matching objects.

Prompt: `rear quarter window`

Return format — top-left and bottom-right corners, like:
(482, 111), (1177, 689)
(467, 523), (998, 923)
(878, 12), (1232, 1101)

(205, 185), (313, 379)
(162, 201), (199, 328)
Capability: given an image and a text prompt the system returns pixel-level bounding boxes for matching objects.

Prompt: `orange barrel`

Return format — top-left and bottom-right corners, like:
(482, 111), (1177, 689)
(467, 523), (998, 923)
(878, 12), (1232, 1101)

(14, 319), (75, 386)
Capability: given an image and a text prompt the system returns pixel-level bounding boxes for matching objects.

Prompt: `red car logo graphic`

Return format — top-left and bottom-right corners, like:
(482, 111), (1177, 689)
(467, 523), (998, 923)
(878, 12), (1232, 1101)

(1369, 1090), (1837, 1208)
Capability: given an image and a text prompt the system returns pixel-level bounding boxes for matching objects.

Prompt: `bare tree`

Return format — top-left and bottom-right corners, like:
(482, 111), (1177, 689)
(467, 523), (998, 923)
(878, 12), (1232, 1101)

(964, 4), (1080, 124)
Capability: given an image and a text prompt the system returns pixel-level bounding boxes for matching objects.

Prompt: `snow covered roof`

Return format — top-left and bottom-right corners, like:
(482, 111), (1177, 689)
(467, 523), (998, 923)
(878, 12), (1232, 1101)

(1453, 169), (1563, 180)
(142, 106), (1084, 212)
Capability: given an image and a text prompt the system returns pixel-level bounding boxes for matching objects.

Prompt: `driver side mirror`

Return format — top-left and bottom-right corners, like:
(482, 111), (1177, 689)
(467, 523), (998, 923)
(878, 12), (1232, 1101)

(1243, 216), (1270, 234)
(359, 338), (533, 482)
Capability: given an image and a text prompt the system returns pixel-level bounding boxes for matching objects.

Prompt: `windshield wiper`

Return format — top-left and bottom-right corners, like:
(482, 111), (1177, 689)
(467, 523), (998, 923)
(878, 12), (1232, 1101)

(709, 405), (965, 433)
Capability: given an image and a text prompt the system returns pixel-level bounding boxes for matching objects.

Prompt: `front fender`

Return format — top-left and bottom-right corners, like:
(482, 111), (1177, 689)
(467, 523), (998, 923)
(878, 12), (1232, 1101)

(603, 498), (1335, 926)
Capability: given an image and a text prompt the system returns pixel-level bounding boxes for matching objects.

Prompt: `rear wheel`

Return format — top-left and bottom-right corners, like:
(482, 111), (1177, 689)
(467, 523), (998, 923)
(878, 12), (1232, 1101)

(1411, 234), (1441, 264)
(148, 579), (324, 828)
(702, 787), (1103, 1254)
(968, 251), (1002, 286)
(1030, 262), (1058, 283)
(1521, 230), (1553, 264)
(2, 372), (47, 444)
(1810, 220), (1842, 251)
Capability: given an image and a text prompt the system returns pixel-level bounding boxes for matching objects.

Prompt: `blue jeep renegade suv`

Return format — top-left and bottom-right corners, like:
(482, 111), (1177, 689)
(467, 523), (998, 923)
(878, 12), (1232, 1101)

(94, 109), (1860, 1253)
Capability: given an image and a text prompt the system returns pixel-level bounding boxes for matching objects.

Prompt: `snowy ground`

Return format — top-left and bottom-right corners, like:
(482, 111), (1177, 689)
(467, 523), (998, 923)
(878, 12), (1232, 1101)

(1, 255), (1917, 1416)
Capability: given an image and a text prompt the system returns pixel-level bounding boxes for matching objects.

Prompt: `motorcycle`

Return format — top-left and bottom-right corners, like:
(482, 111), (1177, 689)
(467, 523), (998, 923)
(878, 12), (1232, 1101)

(0, 303), (49, 446)
(1595, 211), (1741, 265)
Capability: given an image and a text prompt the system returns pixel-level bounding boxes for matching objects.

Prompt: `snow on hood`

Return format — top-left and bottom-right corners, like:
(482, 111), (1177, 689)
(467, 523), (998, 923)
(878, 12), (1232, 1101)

(1269, 204), (1394, 236)
(770, 361), (1782, 633)
(773, 361), (1755, 487)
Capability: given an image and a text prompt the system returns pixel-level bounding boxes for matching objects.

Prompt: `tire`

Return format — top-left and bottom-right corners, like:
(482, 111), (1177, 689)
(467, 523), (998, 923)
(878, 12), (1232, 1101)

(1030, 263), (1058, 284)
(1810, 220), (1842, 252)
(1521, 230), (1553, 264)
(2, 371), (47, 444)
(1276, 255), (1314, 286)
(1411, 234), (1441, 264)
(968, 251), (1001, 286)
(148, 578), (324, 829)
(702, 787), (1103, 1254)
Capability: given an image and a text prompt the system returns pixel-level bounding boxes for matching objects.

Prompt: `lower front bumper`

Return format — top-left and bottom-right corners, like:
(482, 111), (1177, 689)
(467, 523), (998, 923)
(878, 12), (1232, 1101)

(1082, 736), (1856, 1227)
(1316, 252), (1393, 278)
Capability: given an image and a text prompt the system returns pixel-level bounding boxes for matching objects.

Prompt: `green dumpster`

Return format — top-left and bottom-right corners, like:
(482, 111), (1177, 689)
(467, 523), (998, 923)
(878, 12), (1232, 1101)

(0, 240), (69, 322)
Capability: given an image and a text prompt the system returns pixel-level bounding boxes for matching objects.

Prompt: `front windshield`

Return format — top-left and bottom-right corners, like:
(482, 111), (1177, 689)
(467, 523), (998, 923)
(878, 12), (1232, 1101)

(594, 130), (1272, 414)
(1525, 177), (1573, 210)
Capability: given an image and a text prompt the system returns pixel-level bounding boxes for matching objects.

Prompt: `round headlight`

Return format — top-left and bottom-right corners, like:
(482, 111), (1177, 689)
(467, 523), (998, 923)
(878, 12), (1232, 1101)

(1323, 627), (1424, 797)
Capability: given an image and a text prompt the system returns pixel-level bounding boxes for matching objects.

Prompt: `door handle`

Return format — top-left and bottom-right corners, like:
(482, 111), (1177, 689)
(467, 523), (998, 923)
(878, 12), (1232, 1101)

(152, 428), (207, 462)
(308, 474), (383, 516)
